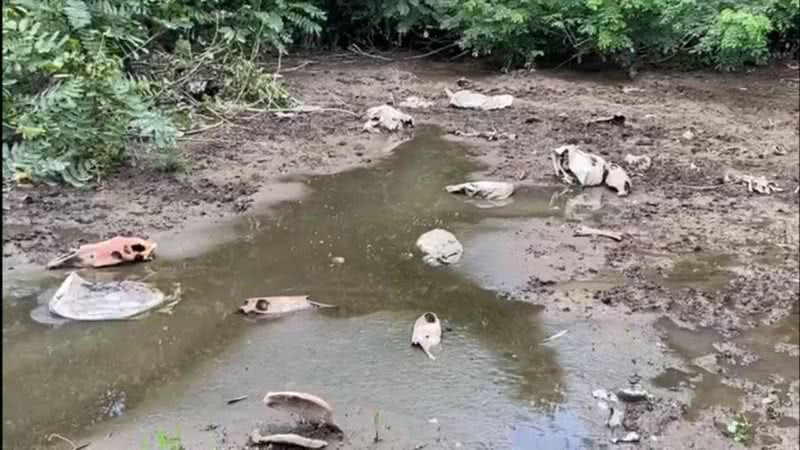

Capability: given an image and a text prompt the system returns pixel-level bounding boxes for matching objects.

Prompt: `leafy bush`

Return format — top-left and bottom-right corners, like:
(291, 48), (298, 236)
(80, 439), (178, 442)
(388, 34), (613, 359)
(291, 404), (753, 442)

(3, 0), (797, 186)
(2, 0), (323, 186)
(698, 8), (773, 70)
(322, 0), (798, 70)
(3, 1), (181, 185)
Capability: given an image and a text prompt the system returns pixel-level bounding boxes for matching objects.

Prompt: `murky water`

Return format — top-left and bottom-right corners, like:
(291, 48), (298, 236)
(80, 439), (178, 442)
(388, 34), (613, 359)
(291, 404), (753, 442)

(3, 127), (796, 449)
(2, 128), (590, 449)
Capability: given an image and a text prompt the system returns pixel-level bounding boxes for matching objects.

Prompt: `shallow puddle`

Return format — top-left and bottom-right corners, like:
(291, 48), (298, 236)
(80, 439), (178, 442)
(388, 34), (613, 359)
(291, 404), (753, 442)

(655, 312), (800, 421)
(2, 128), (601, 449)
(646, 252), (737, 291)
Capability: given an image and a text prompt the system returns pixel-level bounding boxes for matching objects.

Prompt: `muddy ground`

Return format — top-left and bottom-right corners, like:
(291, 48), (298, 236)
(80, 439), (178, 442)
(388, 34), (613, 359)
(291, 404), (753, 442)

(3, 53), (799, 449)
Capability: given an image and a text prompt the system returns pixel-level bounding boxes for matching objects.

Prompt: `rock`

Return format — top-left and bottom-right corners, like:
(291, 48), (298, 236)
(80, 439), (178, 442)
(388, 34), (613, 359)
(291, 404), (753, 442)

(363, 105), (414, 133)
(264, 391), (335, 426)
(624, 154), (652, 172)
(682, 130), (695, 140)
(398, 96), (434, 109)
(49, 272), (166, 321)
(604, 163), (632, 197)
(411, 312), (442, 360)
(415, 229), (463, 266)
(445, 181), (515, 201)
(239, 296), (336, 316)
(250, 431), (328, 449)
(445, 89), (513, 110)
(46, 236), (157, 269)
(611, 432), (640, 444)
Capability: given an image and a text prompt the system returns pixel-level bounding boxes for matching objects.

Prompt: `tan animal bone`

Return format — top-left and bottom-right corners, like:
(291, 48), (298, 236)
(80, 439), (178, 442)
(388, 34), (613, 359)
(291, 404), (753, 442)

(239, 296), (336, 316)
(250, 431), (328, 449)
(264, 391), (335, 426)
(46, 236), (157, 269)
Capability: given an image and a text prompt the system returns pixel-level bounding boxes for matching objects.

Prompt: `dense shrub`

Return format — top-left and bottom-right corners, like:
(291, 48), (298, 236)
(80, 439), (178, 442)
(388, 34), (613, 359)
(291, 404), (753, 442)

(2, 0), (798, 185)
(325, 0), (799, 70)
(2, 0), (323, 186)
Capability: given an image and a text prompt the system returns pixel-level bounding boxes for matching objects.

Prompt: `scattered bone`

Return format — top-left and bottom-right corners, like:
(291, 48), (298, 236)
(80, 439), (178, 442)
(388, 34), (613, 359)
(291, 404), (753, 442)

(588, 114), (626, 126)
(330, 256), (345, 265)
(724, 170), (783, 194)
(552, 145), (607, 187)
(448, 129), (517, 141)
(617, 388), (650, 402)
(47, 236), (157, 269)
(264, 392), (334, 426)
(624, 154), (652, 172)
(239, 296), (336, 316)
(622, 86), (644, 94)
(445, 89), (513, 110)
(415, 229), (463, 266)
(604, 163), (632, 197)
(363, 105), (414, 133)
(250, 430), (328, 449)
(607, 406), (624, 428)
(593, 389), (619, 403)
(49, 272), (166, 321)
(411, 312), (442, 360)
(611, 432), (641, 444)
(575, 226), (623, 242)
(226, 395), (248, 405)
(541, 329), (568, 344)
(552, 146), (633, 196)
(445, 181), (515, 201)
(398, 96), (434, 109)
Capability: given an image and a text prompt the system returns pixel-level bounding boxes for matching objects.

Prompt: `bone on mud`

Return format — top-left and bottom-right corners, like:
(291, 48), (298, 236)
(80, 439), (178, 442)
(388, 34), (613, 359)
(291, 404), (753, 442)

(239, 296), (336, 316)
(587, 114), (626, 126)
(362, 105), (414, 133)
(574, 226), (623, 242)
(445, 181), (515, 201)
(46, 236), (157, 269)
(445, 89), (513, 110)
(723, 169), (783, 194)
(411, 312), (442, 360)
(264, 391), (335, 426)
(250, 430), (328, 449)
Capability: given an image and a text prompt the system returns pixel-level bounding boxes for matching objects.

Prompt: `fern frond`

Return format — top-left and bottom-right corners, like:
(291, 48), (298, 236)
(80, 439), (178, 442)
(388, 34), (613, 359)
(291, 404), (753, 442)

(64, 0), (92, 30)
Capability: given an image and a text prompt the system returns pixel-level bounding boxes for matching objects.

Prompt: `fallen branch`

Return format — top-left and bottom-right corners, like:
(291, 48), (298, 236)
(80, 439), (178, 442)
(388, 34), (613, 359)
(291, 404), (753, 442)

(675, 184), (723, 191)
(574, 226), (623, 241)
(244, 106), (359, 116)
(348, 43), (393, 61)
(281, 60), (314, 72)
(47, 433), (89, 450)
(181, 121), (224, 136)
(400, 43), (460, 60)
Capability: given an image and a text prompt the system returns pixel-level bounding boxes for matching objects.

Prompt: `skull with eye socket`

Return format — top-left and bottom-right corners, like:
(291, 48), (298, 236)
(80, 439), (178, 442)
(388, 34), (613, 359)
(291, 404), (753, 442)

(238, 295), (336, 317)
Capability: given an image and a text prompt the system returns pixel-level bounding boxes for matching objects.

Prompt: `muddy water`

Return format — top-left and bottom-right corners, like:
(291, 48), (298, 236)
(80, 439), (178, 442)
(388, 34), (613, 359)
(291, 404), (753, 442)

(2, 128), (592, 449)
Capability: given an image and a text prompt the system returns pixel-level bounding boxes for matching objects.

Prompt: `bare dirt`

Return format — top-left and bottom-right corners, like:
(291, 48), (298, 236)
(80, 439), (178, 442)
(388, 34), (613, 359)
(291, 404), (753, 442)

(3, 53), (799, 449)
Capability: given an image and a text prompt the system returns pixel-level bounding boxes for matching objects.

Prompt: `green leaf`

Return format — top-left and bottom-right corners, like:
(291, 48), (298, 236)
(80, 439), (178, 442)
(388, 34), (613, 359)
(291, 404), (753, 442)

(64, 0), (92, 29)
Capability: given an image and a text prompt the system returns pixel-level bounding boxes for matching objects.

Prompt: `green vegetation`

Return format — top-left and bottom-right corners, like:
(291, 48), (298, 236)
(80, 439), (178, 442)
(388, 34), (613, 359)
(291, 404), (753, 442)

(2, 0), (798, 185)
(143, 429), (183, 450)
(727, 413), (753, 443)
